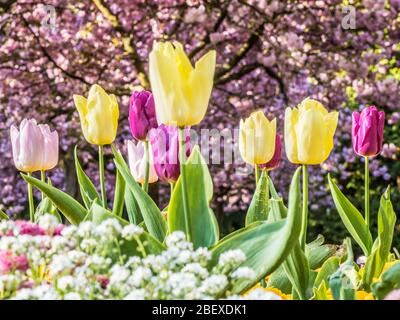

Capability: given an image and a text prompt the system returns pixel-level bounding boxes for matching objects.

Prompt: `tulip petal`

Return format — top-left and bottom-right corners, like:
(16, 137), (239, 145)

(284, 107), (299, 164)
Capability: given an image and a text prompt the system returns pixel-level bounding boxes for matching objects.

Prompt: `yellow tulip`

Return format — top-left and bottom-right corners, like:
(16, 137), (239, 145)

(149, 41), (216, 127)
(73, 84), (119, 145)
(239, 111), (276, 165)
(285, 98), (338, 165)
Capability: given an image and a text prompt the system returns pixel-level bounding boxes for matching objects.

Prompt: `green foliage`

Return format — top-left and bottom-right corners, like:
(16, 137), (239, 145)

(210, 167), (303, 294)
(245, 170), (270, 225)
(21, 173), (87, 224)
(74, 146), (100, 209)
(362, 187), (397, 288)
(112, 145), (167, 243)
(328, 174), (373, 255)
(168, 146), (219, 248)
(372, 262), (400, 299)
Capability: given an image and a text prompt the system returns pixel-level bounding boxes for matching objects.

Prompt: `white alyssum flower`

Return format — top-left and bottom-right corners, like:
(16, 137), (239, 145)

(231, 267), (256, 280)
(0, 216), (270, 301)
(121, 224), (143, 240)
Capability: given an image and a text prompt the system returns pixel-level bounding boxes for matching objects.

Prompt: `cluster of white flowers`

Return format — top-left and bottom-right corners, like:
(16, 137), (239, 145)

(0, 215), (278, 300)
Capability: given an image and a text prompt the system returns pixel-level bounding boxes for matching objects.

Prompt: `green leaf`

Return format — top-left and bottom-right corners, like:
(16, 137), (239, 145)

(124, 188), (143, 225)
(311, 281), (330, 300)
(245, 170), (270, 226)
(362, 187), (397, 288)
(306, 235), (337, 269)
(88, 201), (129, 226)
(112, 168), (125, 217)
(372, 262), (400, 299)
(283, 243), (310, 300)
(168, 146), (219, 248)
(328, 174), (372, 256)
(210, 167), (302, 294)
(268, 175), (309, 300)
(74, 146), (100, 209)
(314, 256), (341, 288)
(21, 173), (86, 224)
(0, 208), (9, 220)
(329, 238), (358, 300)
(267, 265), (292, 294)
(112, 145), (167, 243)
(35, 197), (62, 223)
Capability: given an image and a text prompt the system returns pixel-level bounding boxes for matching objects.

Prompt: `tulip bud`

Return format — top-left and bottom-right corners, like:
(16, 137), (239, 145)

(352, 106), (385, 157)
(127, 140), (158, 184)
(10, 119), (59, 172)
(149, 41), (216, 127)
(73, 84), (119, 145)
(239, 111), (277, 165)
(129, 90), (158, 141)
(285, 98), (338, 165)
(149, 125), (191, 183)
(260, 134), (282, 171)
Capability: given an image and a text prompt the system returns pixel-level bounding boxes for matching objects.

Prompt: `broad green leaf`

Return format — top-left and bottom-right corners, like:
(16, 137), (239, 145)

(210, 167), (302, 294)
(74, 146), (100, 209)
(88, 201), (129, 226)
(306, 235), (337, 269)
(362, 187), (396, 288)
(314, 256), (341, 288)
(283, 243), (309, 300)
(267, 265), (292, 294)
(88, 202), (165, 258)
(112, 168), (125, 217)
(268, 175), (309, 300)
(168, 146), (219, 248)
(311, 281), (330, 300)
(21, 174), (86, 225)
(328, 174), (372, 255)
(329, 238), (358, 300)
(112, 145), (167, 242)
(245, 170), (270, 226)
(35, 197), (62, 223)
(124, 188), (143, 225)
(0, 208), (9, 220)
(372, 262), (400, 299)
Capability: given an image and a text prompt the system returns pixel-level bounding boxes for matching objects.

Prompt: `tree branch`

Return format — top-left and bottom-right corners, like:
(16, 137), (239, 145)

(92, 0), (149, 89)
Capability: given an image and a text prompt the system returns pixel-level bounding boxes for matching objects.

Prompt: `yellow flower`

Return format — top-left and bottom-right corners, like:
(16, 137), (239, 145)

(239, 111), (277, 165)
(149, 41), (216, 127)
(284, 98), (338, 165)
(73, 84), (119, 145)
(244, 283), (291, 300)
(356, 290), (374, 300)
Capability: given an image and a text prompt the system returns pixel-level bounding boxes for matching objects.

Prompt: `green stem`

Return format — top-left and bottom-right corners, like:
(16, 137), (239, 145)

(365, 156), (370, 230)
(170, 182), (175, 198)
(40, 170), (46, 200)
(300, 165), (308, 250)
(99, 145), (106, 208)
(255, 164), (260, 185)
(27, 172), (34, 222)
(265, 170), (270, 213)
(142, 140), (150, 192)
(179, 127), (191, 242)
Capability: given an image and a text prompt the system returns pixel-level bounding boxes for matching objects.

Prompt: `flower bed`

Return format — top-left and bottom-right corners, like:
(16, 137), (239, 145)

(1, 40), (399, 300)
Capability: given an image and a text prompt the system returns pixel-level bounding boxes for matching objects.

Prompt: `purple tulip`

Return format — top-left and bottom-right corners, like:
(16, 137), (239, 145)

(129, 90), (158, 141)
(260, 134), (282, 171)
(352, 106), (385, 157)
(149, 125), (191, 183)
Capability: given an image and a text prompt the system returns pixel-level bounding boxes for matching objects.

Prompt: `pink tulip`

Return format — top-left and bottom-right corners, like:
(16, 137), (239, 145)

(127, 140), (158, 184)
(129, 90), (158, 141)
(10, 119), (59, 172)
(352, 106), (385, 157)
